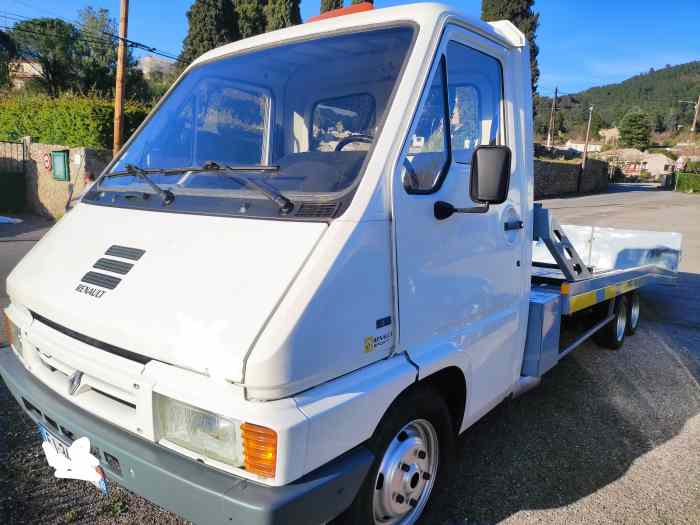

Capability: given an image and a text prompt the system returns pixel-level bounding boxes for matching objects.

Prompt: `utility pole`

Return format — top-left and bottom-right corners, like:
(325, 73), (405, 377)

(113, 0), (129, 156)
(582, 105), (594, 171)
(679, 95), (700, 133)
(546, 87), (558, 149)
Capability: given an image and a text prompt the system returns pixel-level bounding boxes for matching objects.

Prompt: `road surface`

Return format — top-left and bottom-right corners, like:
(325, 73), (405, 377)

(1, 185), (699, 524)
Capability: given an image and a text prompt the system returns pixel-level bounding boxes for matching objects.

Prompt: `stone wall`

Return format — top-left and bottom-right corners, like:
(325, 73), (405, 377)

(534, 158), (608, 200)
(20, 137), (111, 218)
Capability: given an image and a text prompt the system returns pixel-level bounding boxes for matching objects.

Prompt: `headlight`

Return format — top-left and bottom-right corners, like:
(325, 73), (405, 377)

(3, 311), (22, 357)
(154, 394), (244, 468)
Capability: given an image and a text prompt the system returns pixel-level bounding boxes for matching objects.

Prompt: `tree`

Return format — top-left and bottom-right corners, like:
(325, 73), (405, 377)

(236, 0), (267, 38)
(619, 110), (651, 150)
(320, 0), (344, 13)
(481, 0), (539, 96)
(179, 0), (239, 67)
(265, 0), (302, 31)
(351, 0), (373, 4)
(0, 30), (17, 90)
(10, 19), (80, 97)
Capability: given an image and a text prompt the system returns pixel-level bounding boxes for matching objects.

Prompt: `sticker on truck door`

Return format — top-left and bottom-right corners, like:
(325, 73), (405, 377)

(365, 316), (393, 353)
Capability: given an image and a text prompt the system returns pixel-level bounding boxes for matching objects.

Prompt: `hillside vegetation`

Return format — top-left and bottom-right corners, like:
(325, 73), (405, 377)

(535, 61), (700, 141)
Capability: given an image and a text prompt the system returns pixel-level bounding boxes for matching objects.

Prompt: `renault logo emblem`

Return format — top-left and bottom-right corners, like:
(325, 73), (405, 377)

(68, 370), (84, 396)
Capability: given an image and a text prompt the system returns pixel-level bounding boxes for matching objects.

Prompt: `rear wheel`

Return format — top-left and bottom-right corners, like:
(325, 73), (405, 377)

(626, 291), (641, 335)
(335, 386), (455, 525)
(593, 295), (628, 350)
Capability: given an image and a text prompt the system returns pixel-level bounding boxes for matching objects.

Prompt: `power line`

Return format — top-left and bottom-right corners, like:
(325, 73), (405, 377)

(0, 9), (181, 62)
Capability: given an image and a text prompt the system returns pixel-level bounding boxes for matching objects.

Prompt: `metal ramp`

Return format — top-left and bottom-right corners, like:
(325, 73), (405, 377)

(532, 203), (592, 281)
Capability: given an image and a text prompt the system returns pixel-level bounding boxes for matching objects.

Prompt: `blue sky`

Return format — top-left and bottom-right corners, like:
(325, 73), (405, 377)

(3, 0), (699, 95)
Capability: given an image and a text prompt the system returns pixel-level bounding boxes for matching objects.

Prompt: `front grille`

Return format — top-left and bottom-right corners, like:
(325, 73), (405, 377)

(93, 258), (133, 275)
(81, 271), (121, 290)
(31, 312), (151, 365)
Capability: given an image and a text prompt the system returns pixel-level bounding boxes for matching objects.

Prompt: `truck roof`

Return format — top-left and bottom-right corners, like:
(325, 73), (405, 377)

(191, 2), (525, 69)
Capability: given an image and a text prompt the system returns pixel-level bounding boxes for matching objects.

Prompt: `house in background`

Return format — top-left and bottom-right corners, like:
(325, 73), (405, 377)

(565, 140), (602, 153)
(598, 127), (620, 145)
(8, 59), (43, 90)
(599, 148), (674, 179)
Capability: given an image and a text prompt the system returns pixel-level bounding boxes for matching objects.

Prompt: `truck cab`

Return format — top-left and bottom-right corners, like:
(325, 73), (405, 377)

(1, 4), (547, 524)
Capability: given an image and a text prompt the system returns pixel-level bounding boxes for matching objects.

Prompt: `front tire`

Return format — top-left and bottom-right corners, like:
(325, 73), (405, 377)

(335, 386), (455, 525)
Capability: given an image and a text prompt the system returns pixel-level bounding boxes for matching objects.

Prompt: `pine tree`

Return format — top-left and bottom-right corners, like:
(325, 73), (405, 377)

(236, 0), (267, 39)
(179, 0), (239, 67)
(481, 0), (539, 95)
(619, 110), (651, 151)
(320, 0), (344, 13)
(265, 0), (301, 31)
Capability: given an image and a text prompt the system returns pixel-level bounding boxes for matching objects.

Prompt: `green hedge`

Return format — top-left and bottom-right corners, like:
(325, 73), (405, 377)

(0, 94), (150, 150)
(676, 172), (700, 193)
(0, 171), (25, 212)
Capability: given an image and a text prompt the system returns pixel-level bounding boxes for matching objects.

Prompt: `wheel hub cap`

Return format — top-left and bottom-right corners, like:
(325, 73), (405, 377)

(373, 419), (438, 524)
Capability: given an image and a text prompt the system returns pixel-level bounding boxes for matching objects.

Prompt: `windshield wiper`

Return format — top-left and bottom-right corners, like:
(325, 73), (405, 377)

(109, 164), (176, 205)
(201, 161), (293, 215)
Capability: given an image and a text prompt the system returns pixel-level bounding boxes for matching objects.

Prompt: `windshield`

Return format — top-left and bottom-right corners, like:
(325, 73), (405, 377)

(97, 26), (414, 216)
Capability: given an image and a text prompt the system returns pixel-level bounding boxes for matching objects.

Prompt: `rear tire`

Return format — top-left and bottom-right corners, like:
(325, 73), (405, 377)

(626, 291), (641, 335)
(593, 296), (628, 350)
(333, 386), (455, 525)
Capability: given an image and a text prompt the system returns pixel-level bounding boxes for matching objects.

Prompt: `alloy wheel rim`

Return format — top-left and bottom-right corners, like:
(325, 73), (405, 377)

(630, 295), (640, 329)
(616, 303), (627, 341)
(372, 419), (439, 525)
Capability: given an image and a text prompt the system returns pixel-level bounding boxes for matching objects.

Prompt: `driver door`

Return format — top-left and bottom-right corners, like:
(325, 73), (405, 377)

(393, 27), (530, 425)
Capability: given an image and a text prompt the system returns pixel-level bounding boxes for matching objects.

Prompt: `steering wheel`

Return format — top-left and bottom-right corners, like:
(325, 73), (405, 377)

(334, 134), (374, 151)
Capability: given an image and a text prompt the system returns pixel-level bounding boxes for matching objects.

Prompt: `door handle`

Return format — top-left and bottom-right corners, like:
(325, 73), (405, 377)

(504, 220), (524, 231)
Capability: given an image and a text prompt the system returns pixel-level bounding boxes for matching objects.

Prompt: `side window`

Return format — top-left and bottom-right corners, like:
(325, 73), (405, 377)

(447, 42), (504, 164)
(311, 94), (376, 152)
(403, 58), (450, 193)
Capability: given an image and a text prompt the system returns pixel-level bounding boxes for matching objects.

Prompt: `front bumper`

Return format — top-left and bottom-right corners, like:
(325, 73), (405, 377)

(0, 349), (373, 525)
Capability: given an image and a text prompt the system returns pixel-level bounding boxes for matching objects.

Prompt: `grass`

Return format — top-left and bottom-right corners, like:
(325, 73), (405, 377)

(98, 493), (129, 518)
(676, 172), (700, 193)
(63, 510), (79, 523)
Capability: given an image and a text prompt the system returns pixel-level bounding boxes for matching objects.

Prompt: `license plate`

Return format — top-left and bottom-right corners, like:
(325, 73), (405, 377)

(38, 425), (70, 459)
(38, 425), (108, 496)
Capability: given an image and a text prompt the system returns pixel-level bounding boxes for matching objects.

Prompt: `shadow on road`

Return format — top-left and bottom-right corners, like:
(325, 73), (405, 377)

(428, 272), (700, 524)
(0, 214), (53, 241)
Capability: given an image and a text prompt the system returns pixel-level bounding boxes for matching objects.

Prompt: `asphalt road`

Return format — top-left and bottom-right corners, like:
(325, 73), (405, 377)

(1, 185), (699, 524)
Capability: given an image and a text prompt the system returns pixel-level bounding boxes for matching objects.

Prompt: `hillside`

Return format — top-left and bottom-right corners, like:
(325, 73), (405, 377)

(534, 61), (700, 141)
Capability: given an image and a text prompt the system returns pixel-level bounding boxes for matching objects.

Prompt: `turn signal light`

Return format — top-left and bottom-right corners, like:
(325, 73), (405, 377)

(240, 422), (277, 478)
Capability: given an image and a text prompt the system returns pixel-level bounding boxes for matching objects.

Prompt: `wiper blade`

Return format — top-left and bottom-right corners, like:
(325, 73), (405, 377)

(116, 164), (176, 205)
(108, 166), (198, 176)
(202, 161), (293, 215)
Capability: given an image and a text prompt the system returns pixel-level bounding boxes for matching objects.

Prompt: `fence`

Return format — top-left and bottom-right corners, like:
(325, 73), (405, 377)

(0, 140), (26, 212)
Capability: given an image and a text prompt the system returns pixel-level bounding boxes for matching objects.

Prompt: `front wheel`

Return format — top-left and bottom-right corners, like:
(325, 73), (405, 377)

(335, 386), (455, 525)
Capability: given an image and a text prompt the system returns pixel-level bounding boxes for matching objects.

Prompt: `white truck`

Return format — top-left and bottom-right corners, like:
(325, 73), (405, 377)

(1, 3), (682, 524)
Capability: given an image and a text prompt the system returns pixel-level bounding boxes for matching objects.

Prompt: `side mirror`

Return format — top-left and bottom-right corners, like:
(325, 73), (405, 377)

(434, 145), (511, 220)
(470, 145), (511, 205)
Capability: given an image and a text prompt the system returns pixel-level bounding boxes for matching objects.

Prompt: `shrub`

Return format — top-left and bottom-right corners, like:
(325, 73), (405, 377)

(0, 94), (150, 149)
(685, 161), (700, 174)
(676, 172), (700, 193)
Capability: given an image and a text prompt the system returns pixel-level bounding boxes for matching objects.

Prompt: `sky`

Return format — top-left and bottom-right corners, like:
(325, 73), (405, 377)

(2, 0), (699, 95)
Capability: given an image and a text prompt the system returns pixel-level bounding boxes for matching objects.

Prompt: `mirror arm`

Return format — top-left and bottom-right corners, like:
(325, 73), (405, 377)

(434, 200), (489, 220)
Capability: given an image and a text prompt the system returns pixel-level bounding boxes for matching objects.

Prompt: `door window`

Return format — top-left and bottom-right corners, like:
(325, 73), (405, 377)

(403, 58), (450, 193)
(446, 42), (504, 164)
